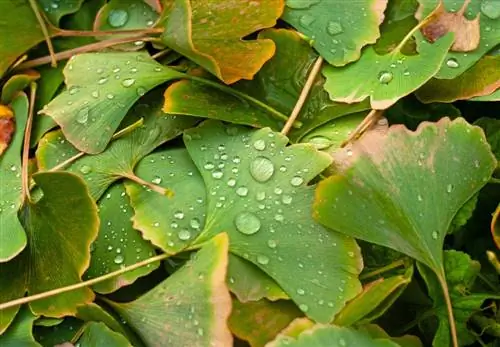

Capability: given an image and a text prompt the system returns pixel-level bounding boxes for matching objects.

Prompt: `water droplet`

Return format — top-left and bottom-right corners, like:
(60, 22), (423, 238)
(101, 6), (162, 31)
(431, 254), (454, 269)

(327, 21), (343, 35)
(339, 338), (346, 347)
(282, 195), (293, 204)
(299, 14), (315, 27)
(267, 239), (277, 248)
(378, 71), (393, 84)
(178, 229), (191, 241)
(76, 108), (89, 124)
(297, 288), (305, 295)
(257, 255), (269, 265)
(298, 304), (309, 312)
(137, 87), (147, 96)
(227, 178), (236, 187)
(256, 191), (266, 201)
(98, 77), (108, 85)
(446, 58), (460, 68)
(204, 162), (215, 170)
(108, 9), (129, 28)
(152, 176), (162, 184)
(446, 184), (453, 193)
(91, 90), (99, 98)
(235, 212), (261, 235)
(250, 156), (275, 183)
(114, 255), (124, 264)
(79, 165), (92, 174)
(69, 86), (79, 95)
(290, 176), (304, 187)
(212, 170), (223, 179)
(106, 93), (115, 100)
(236, 187), (249, 197)
(190, 218), (201, 229)
(122, 78), (135, 87)
(308, 136), (332, 149)
(253, 139), (266, 151)
(481, 0), (500, 19)
(417, 194), (423, 202)
(431, 231), (438, 240)
(274, 214), (284, 222)
(174, 211), (184, 219)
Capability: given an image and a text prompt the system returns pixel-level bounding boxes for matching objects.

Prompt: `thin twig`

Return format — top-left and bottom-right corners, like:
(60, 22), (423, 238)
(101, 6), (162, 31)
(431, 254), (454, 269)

(15, 36), (155, 71)
(57, 27), (163, 37)
(28, 0), (57, 67)
(438, 272), (459, 347)
(152, 48), (172, 60)
(359, 259), (406, 280)
(48, 152), (85, 172)
(281, 56), (323, 136)
(340, 109), (381, 148)
(122, 173), (174, 197)
(21, 83), (37, 203)
(0, 254), (169, 311)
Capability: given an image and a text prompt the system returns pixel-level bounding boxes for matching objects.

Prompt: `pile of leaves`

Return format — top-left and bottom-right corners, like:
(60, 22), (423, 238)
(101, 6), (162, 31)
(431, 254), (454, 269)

(0, 0), (499, 346)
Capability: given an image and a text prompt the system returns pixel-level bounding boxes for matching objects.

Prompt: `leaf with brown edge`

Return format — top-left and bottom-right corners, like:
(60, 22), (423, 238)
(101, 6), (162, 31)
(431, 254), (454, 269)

(416, 55), (500, 103)
(0, 105), (14, 157)
(108, 233), (232, 347)
(159, 0), (283, 84)
(229, 299), (302, 347)
(420, 0), (480, 52)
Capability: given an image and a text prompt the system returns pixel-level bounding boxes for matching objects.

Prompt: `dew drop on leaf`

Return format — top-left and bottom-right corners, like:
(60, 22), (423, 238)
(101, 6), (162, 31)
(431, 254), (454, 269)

(178, 229), (191, 241)
(299, 14), (315, 27)
(121, 78), (136, 87)
(432, 231), (438, 240)
(257, 254), (269, 265)
(236, 186), (249, 197)
(253, 139), (266, 151)
(308, 136), (333, 150)
(250, 156), (275, 182)
(108, 9), (129, 28)
(378, 71), (393, 84)
(76, 108), (89, 124)
(113, 255), (124, 264)
(151, 176), (162, 184)
(267, 239), (277, 248)
(79, 165), (92, 174)
(446, 58), (460, 68)
(326, 21), (343, 35)
(290, 176), (304, 187)
(234, 212), (261, 235)
(299, 304), (309, 312)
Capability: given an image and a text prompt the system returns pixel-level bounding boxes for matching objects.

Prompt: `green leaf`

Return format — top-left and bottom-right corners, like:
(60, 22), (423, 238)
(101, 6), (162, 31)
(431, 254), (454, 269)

(416, 0), (500, 79)
(37, 92), (197, 199)
(322, 33), (454, 109)
(282, 0), (387, 66)
(229, 299), (302, 347)
(0, 306), (40, 347)
(38, 0), (84, 25)
(416, 56), (500, 103)
(33, 317), (83, 346)
(417, 250), (500, 346)
(0, 172), (98, 324)
(84, 184), (159, 293)
(184, 121), (362, 323)
(1, 71), (40, 105)
(0, 94), (28, 262)
(159, 0), (282, 84)
(334, 266), (413, 326)
(108, 233), (233, 347)
(94, 0), (158, 50)
(358, 324), (424, 347)
(78, 322), (131, 347)
(474, 117), (500, 163)
(0, 1), (54, 77)
(267, 323), (400, 347)
(314, 117), (496, 273)
(40, 52), (185, 153)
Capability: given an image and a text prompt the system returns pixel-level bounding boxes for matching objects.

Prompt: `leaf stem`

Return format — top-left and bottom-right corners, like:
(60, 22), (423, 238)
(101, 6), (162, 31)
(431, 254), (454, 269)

(56, 27), (163, 37)
(15, 36), (155, 71)
(341, 109), (381, 147)
(122, 173), (174, 197)
(281, 57), (323, 135)
(28, 0), (57, 67)
(359, 259), (407, 280)
(437, 271), (459, 347)
(21, 83), (37, 203)
(395, 308), (435, 335)
(394, 4), (439, 53)
(48, 152), (85, 172)
(0, 254), (169, 311)
(186, 75), (302, 128)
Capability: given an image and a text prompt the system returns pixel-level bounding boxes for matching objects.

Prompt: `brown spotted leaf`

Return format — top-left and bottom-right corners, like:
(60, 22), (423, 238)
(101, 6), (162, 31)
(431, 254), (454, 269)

(160, 0), (283, 84)
(420, 0), (480, 52)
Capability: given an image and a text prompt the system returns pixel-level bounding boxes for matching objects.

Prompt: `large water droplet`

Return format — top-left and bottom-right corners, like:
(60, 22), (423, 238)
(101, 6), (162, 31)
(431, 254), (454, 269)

(178, 229), (191, 241)
(76, 108), (89, 124)
(446, 58), (460, 68)
(236, 187), (249, 197)
(108, 9), (129, 28)
(257, 255), (269, 265)
(212, 170), (223, 179)
(290, 176), (304, 187)
(378, 71), (393, 84)
(446, 184), (453, 193)
(250, 157), (275, 182)
(235, 212), (261, 235)
(121, 78), (135, 87)
(327, 21), (343, 35)
(253, 139), (266, 151)
(431, 231), (438, 240)
(114, 255), (124, 264)
(174, 211), (185, 219)
(481, 0), (500, 19)
(308, 136), (333, 150)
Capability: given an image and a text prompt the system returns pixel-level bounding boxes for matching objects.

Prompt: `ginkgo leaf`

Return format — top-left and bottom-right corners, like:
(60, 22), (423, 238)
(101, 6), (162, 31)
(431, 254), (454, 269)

(314, 117), (496, 276)
(77, 322), (131, 347)
(38, 0), (84, 25)
(417, 0), (500, 79)
(416, 55), (500, 103)
(229, 298), (302, 347)
(266, 323), (399, 347)
(0, 1), (55, 77)
(1, 71), (40, 105)
(322, 32), (454, 109)
(0, 306), (40, 347)
(37, 92), (197, 199)
(282, 0), (388, 66)
(184, 121), (362, 323)
(0, 95), (28, 262)
(84, 184), (159, 294)
(40, 52), (185, 153)
(358, 324), (424, 347)
(108, 233), (233, 347)
(0, 105), (15, 157)
(0, 172), (98, 330)
(159, 0), (283, 84)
